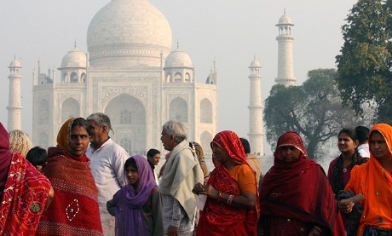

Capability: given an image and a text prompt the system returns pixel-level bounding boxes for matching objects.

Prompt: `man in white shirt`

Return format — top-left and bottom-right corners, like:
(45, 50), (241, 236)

(147, 148), (161, 185)
(86, 113), (129, 236)
(355, 125), (370, 158)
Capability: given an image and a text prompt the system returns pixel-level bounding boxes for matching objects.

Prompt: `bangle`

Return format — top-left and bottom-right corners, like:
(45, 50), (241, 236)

(227, 195), (234, 205)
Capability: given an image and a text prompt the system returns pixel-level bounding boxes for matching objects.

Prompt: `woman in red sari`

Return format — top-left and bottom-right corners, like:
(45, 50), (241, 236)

(0, 122), (53, 235)
(259, 131), (344, 236)
(37, 117), (103, 236)
(192, 130), (259, 235)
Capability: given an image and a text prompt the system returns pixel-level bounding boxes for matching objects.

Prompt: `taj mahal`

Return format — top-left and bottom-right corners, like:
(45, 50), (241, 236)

(6, 0), (296, 171)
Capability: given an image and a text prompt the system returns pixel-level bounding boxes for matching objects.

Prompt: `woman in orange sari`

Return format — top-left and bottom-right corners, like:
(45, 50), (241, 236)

(339, 123), (392, 235)
(192, 130), (259, 235)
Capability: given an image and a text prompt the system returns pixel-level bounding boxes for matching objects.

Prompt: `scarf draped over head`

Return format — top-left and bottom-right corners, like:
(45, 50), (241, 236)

(260, 131), (344, 235)
(273, 131), (307, 163)
(113, 155), (157, 236)
(211, 130), (247, 165)
(344, 123), (392, 234)
(0, 122), (52, 235)
(197, 130), (259, 235)
(55, 117), (88, 162)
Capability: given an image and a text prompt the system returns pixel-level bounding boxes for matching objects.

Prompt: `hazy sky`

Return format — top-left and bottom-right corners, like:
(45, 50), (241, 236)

(0, 0), (357, 156)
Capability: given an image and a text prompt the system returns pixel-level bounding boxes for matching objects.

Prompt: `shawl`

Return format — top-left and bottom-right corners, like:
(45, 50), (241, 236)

(112, 155), (157, 236)
(0, 122), (51, 235)
(0, 122), (12, 199)
(37, 118), (102, 236)
(344, 123), (392, 235)
(197, 130), (259, 236)
(260, 131), (344, 236)
(160, 140), (203, 221)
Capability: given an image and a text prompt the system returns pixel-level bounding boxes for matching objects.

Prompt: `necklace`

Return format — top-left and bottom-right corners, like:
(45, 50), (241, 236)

(342, 167), (347, 173)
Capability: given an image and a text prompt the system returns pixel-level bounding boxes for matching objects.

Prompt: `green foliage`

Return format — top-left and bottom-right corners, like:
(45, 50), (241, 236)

(264, 69), (359, 160)
(336, 0), (392, 123)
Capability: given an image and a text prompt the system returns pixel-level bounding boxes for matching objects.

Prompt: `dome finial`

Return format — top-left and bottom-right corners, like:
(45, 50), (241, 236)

(74, 40), (77, 49)
(177, 40), (179, 49)
(284, 8), (286, 14)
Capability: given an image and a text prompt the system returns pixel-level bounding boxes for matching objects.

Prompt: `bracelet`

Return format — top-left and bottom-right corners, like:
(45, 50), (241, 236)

(227, 195), (234, 205)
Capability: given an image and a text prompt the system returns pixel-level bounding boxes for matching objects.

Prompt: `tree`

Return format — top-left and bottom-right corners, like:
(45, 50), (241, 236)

(336, 0), (392, 123)
(264, 69), (361, 160)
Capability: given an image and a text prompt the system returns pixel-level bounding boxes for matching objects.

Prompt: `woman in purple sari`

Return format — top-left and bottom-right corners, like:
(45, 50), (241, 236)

(107, 155), (163, 236)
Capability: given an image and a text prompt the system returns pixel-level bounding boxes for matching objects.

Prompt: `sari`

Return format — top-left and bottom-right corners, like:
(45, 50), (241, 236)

(196, 130), (259, 236)
(344, 123), (392, 235)
(37, 118), (103, 236)
(111, 155), (162, 236)
(259, 131), (344, 236)
(0, 122), (52, 236)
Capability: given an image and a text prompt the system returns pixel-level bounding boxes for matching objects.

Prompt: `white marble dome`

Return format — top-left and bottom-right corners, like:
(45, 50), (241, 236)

(249, 58), (261, 68)
(9, 59), (21, 68)
(87, 0), (172, 67)
(278, 12), (293, 25)
(60, 48), (87, 68)
(165, 49), (193, 68)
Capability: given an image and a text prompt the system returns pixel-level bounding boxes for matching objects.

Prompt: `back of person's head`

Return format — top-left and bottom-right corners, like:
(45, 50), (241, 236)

(355, 126), (370, 144)
(26, 146), (48, 166)
(9, 130), (32, 157)
(147, 148), (160, 158)
(86, 112), (112, 134)
(338, 128), (358, 142)
(162, 120), (187, 143)
(239, 138), (251, 154)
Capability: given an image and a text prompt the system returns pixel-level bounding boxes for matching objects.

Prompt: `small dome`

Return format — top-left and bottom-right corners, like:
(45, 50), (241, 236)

(60, 48), (87, 68)
(165, 49), (193, 68)
(249, 59), (261, 68)
(277, 12), (294, 25)
(9, 59), (21, 68)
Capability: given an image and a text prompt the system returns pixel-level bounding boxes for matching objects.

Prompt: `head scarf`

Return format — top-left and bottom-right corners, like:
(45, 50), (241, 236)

(274, 131), (307, 162)
(112, 155), (157, 236)
(54, 117), (88, 162)
(369, 123), (392, 156)
(211, 130), (247, 165)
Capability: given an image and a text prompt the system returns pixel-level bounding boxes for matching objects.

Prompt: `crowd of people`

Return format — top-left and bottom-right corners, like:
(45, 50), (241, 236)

(0, 113), (392, 236)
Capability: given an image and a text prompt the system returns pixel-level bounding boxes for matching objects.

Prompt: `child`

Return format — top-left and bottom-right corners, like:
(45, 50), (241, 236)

(26, 146), (47, 173)
(107, 155), (163, 236)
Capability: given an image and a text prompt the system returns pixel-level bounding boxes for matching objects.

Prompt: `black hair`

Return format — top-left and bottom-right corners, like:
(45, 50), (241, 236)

(147, 148), (160, 158)
(26, 146), (47, 166)
(355, 126), (369, 144)
(71, 117), (92, 136)
(124, 157), (137, 171)
(239, 138), (251, 154)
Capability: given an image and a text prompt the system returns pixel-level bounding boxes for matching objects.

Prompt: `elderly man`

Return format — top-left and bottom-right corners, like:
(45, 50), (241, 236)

(160, 120), (204, 236)
(86, 112), (129, 236)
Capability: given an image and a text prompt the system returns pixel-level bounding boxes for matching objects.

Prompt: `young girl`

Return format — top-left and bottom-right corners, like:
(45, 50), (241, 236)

(107, 155), (163, 236)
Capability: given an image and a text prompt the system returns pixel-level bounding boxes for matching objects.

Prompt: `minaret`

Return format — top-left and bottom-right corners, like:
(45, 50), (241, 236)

(275, 10), (296, 86)
(248, 57), (264, 156)
(7, 58), (22, 131)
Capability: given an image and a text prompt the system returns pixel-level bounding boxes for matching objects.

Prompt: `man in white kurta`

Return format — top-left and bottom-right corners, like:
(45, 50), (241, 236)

(86, 113), (129, 236)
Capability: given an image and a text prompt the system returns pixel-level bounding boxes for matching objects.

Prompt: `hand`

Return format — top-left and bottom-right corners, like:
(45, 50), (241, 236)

(168, 225), (179, 236)
(192, 183), (204, 195)
(338, 199), (354, 214)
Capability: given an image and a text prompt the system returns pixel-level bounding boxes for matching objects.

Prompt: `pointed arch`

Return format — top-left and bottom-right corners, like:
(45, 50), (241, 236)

(200, 98), (212, 123)
(38, 99), (49, 124)
(169, 97), (188, 122)
(61, 97), (80, 123)
(200, 131), (213, 158)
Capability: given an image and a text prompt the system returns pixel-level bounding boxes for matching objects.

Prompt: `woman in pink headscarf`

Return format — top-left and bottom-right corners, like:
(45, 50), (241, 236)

(193, 130), (259, 235)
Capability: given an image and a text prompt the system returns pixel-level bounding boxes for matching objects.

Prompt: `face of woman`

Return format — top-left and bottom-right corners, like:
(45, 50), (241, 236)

(337, 132), (358, 155)
(68, 126), (90, 157)
(280, 145), (301, 163)
(211, 142), (231, 164)
(369, 131), (392, 162)
(126, 165), (139, 186)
